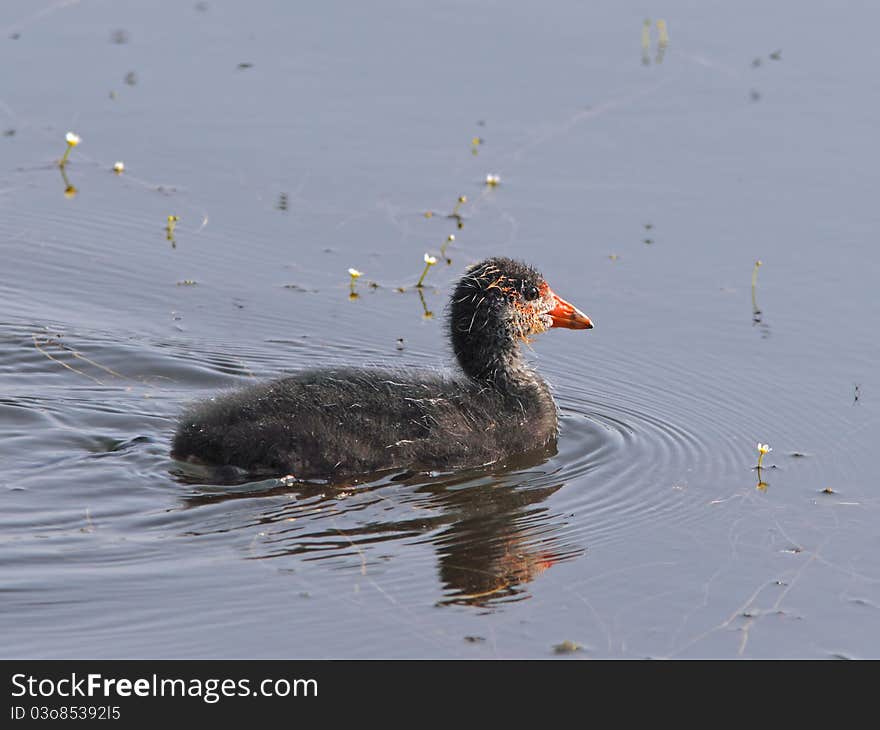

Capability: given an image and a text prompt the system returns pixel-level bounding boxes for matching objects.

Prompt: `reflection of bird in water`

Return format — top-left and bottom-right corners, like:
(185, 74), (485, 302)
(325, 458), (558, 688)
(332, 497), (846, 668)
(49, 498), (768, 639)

(180, 452), (584, 609)
(432, 480), (579, 607)
(172, 258), (593, 482)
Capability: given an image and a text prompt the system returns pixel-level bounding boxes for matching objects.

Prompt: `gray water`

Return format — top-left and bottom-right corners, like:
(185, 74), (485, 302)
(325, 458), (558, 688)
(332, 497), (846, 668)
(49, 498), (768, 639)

(2, 0), (879, 658)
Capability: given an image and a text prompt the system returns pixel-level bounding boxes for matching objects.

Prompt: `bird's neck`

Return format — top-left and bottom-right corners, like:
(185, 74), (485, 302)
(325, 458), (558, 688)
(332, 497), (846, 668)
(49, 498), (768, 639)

(452, 331), (543, 393)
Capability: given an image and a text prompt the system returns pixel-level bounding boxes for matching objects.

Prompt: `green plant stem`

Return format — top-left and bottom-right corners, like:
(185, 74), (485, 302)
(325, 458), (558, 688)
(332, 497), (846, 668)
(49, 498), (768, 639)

(416, 263), (432, 288)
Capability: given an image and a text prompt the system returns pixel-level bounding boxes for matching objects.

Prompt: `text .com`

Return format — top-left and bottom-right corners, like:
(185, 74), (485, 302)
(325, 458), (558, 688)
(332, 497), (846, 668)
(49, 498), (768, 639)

(10, 673), (317, 704)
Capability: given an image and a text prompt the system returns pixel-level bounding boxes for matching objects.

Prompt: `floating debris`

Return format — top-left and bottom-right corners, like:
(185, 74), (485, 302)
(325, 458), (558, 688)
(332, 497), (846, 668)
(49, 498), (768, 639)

(424, 210), (434, 219)
(769, 49), (782, 61)
(176, 279), (197, 286)
(485, 173), (500, 187)
(396, 338), (404, 351)
(464, 636), (486, 643)
(276, 192), (289, 211)
(854, 384), (861, 404)
(237, 62), (254, 70)
(283, 283), (316, 293)
(110, 29), (130, 45)
(112, 161), (125, 174)
(820, 487), (835, 494)
(750, 89), (762, 102)
(124, 71), (137, 86)
(471, 136), (483, 155)
(553, 640), (583, 655)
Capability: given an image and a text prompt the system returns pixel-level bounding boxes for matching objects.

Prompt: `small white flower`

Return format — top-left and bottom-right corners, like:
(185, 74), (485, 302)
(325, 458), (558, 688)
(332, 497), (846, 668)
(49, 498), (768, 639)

(113, 161), (125, 173)
(348, 268), (363, 279)
(757, 443), (772, 455)
(65, 132), (81, 146)
(424, 253), (437, 265)
(485, 173), (500, 186)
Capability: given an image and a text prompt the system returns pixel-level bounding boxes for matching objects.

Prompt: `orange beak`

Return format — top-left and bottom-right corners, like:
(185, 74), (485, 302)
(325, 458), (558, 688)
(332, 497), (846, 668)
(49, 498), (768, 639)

(547, 289), (593, 330)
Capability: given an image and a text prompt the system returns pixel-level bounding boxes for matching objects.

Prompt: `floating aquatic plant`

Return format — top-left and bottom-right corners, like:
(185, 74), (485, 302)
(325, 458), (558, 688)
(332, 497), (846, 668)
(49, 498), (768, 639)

(657, 19), (669, 47)
(165, 215), (179, 244)
(751, 259), (763, 320)
(471, 136), (483, 155)
(751, 259), (762, 291)
(59, 164), (77, 198)
(59, 131), (80, 168)
(416, 252), (437, 288)
(755, 443), (772, 490)
(418, 288), (433, 319)
(348, 268), (363, 299)
(757, 442), (772, 469)
(440, 234), (455, 258)
(449, 195), (467, 230)
(655, 19), (668, 63)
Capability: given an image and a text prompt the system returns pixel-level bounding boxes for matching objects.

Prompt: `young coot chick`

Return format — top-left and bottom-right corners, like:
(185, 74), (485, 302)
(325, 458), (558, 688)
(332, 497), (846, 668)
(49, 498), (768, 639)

(171, 257), (592, 480)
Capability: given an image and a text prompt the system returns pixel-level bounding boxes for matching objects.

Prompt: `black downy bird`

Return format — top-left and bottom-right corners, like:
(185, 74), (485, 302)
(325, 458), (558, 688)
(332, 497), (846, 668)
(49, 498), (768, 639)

(171, 257), (593, 480)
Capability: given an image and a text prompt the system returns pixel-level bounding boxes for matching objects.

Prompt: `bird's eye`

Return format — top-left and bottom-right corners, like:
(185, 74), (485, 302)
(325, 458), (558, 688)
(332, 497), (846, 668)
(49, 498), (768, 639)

(523, 285), (540, 301)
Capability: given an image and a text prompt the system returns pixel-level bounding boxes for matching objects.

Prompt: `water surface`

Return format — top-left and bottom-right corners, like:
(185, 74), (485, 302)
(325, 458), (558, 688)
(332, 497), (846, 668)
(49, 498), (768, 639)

(2, 0), (879, 658)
